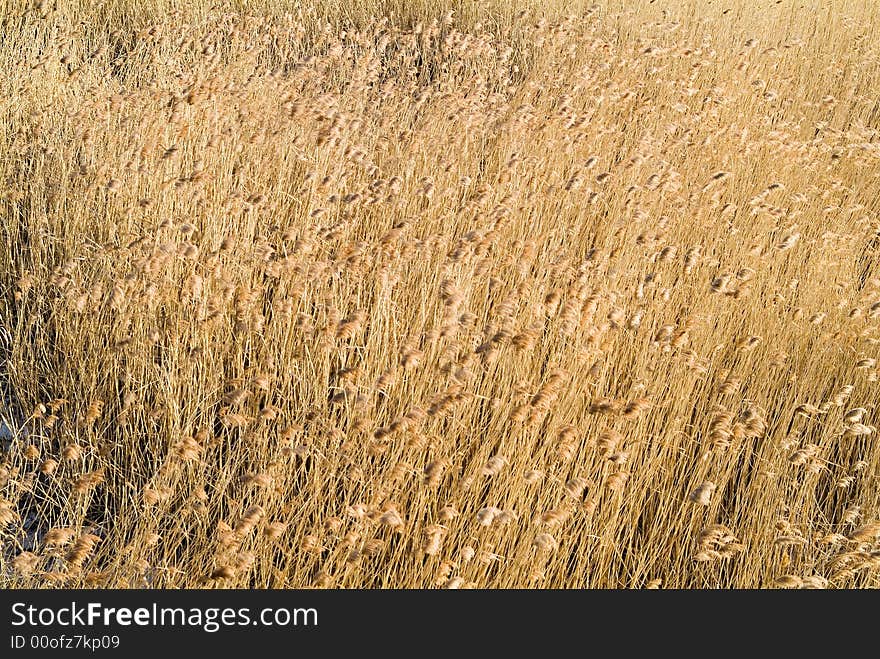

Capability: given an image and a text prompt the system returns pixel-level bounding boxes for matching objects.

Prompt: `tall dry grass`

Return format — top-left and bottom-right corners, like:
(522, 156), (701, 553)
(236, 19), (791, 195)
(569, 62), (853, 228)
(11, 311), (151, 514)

(1, 0), (879, 588)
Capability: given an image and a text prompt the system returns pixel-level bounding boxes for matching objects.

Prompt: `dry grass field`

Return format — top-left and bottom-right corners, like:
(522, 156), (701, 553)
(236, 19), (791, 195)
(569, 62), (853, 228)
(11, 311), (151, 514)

(1, 0), (879, 588)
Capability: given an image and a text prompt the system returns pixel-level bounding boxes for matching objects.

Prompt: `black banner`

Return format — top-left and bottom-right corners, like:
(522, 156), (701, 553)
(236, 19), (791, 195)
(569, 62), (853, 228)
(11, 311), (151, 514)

(0, 588), (871, 654)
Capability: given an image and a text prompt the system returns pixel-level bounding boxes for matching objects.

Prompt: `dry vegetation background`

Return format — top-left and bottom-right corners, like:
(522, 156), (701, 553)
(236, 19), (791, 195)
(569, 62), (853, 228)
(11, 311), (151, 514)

(1, 0), (879, 589)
